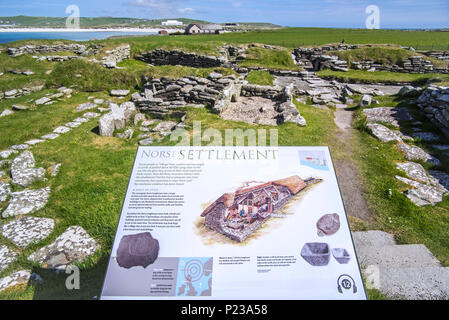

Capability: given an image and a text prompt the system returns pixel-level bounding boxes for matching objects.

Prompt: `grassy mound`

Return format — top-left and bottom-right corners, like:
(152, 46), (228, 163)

(238, 47), (299, 70)
(329, 47), (415, 67)
(245, 70), (275, 86)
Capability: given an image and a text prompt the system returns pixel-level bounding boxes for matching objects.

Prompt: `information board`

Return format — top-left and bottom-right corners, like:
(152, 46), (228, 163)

(101, 146), (366, 300)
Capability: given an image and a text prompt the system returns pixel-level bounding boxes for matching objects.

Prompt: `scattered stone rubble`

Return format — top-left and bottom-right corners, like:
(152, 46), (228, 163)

(0, 85), (44, 101)
(102, 45), (131, 68)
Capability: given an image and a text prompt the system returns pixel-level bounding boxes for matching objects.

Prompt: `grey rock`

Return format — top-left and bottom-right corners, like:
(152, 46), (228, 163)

(41, 133), (60, 140)
(301, 242), (330, 266)
(83, 112), (101, 119)
(0, 109), (14, 117)
(0, 182), (11, 202)
(352, 230), (396, 249)
(24, 139), (45, 146)
(0, 245), (17, 272)
(395, 176), (444, 206)
(110, 89), (130, 97)
(2, 187), (51, 218)
(0, 149), (18, 159)
(116, 232), (159, 269)
(363, 107), (413, 127)
(139, 138), (154, 146)
(428, 170), (449, 193)
(359, 94), (373, 107)
(28, 226), (98, 269)
(397, 143), (441, 166)
(65, 122), (82, 128)
(366, 123), (403, 143)
(98, 112), (115, 137)
(0, 270), (31, 292)
(133, 113), (146, 126)
(316, 213), (340, 237)
(10, 144), (29, 151)
(120, 101), (136, 123)
(396, 162), (432, 185)
(12, 105), (29, 111)
(110, 104), (125, 130)
(35, 97), (51, 105)
(0, 217), (55, 248)
(11, 151), (45, 187)
(116, 128), (134, 140)
(152, 121), (177, 133)
(53, 126), (71, 134)
(76, 102), (97, 112)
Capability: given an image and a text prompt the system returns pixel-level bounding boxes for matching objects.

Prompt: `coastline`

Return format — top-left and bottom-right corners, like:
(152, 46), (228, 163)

(0, 27), (183, 33)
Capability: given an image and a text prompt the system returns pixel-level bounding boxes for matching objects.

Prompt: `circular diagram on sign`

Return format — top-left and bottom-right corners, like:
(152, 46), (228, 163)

(184, 259), (204, 282)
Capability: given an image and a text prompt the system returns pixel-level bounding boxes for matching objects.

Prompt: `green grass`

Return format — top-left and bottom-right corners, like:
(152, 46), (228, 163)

(0, 52), (54, 92)
(245, 70), (275, 86)
(101, 28), (449, 52)
(329, 46), (415, 67)
(350, 95), (449, 267)
(317, 69), (449, 85)
(238, 47), (299, 70)
(0, 99), (338, 299)
(117, 59), (236, 79)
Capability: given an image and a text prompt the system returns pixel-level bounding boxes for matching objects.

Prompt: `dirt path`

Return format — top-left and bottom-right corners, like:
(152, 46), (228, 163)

(333, 105), (372, 221)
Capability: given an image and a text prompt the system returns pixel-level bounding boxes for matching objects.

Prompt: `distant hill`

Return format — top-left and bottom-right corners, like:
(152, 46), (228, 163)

(0, 15), (281, 30)
(0, 15), (211, 28)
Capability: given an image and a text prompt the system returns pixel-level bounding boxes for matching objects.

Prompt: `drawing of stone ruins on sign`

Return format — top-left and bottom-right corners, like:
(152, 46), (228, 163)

(200, 175), (322, 242)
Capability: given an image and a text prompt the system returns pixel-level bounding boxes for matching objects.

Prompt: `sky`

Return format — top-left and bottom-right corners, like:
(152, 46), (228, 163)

(0, 0), (448, 29)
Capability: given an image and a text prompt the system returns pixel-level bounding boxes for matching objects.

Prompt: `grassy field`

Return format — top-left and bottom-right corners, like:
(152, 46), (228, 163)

(238, 47), (300, 70)
(100, 28), (449, 53)
(317, 69), (449, 85)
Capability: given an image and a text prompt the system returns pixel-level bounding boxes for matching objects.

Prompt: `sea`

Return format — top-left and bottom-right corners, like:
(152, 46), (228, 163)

(0, 31), (157, 44)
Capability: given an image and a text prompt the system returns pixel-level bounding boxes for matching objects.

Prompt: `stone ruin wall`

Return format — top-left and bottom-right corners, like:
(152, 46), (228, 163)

(135, 49), (229, 69)
(7, 43), (100, 57)
(102, 45), (131, 68)
(417, 86), (449, 139)
(293, 45), (449, 74)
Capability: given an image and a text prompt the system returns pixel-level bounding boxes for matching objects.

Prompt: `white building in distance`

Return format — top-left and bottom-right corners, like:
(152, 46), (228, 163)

(162, 20), (183, 26)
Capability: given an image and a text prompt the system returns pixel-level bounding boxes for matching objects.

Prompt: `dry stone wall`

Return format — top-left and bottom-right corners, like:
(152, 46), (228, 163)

(293, 45), (449, 74)
(135, 49), (228, 68)
(417, 86), (449, 138)
(7, 44), (96, 57)
(102, 45), (131, 68)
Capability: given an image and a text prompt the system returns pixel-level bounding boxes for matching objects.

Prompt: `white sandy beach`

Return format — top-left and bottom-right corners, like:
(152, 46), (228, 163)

(0, 27), (183, 33)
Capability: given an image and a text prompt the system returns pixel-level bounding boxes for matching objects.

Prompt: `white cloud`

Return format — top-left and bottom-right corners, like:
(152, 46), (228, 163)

(126, 0), (194, 17)
(178, 7), (195, 14)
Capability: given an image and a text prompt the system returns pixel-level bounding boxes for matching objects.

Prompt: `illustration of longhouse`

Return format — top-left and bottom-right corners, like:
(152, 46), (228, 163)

(201, 175), (321, 242)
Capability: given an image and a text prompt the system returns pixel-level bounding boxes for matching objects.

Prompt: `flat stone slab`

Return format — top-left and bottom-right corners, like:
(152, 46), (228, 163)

(25, 139), (45, 146)
(41, 133), (60, 140)
(139, 138), (154, 146)
(10, 144), (29, 151)
(366, 123), (403, 143)
(76, 102), (97, 112)
(396, 162), (432, 185)
(35, 97), (51, 105)
(363, 107), (413, 127)
(28, 226), (98, 269)
(11, 151), (45, 187)
(412, 132), (440, 142)
(2, 187), (51, 218)
(0, 270), (31, 292)
(0, 182), (11, 202)
(357, 244), (441, 269)
(53, 126), (71, 134)
(12, 105), (29, 111)
(0, 109), (14, 117)
(0, 245), (17, 272)
(352, 231), (396, 249)
(372, 266), (449, 300)
(152, 121), (177, 133)
(397, 143), (441, 166)
(0, 217), (55, 248)
(83, 112), (100, 119)
(73, 117), (89, 123)
(0, 150), (18, 159)
(110, 89), (130, 97)
(395, 176), (444, 206)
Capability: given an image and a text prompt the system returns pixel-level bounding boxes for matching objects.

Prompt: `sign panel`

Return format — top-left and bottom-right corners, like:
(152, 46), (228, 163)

(101, 146), (366, 300)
